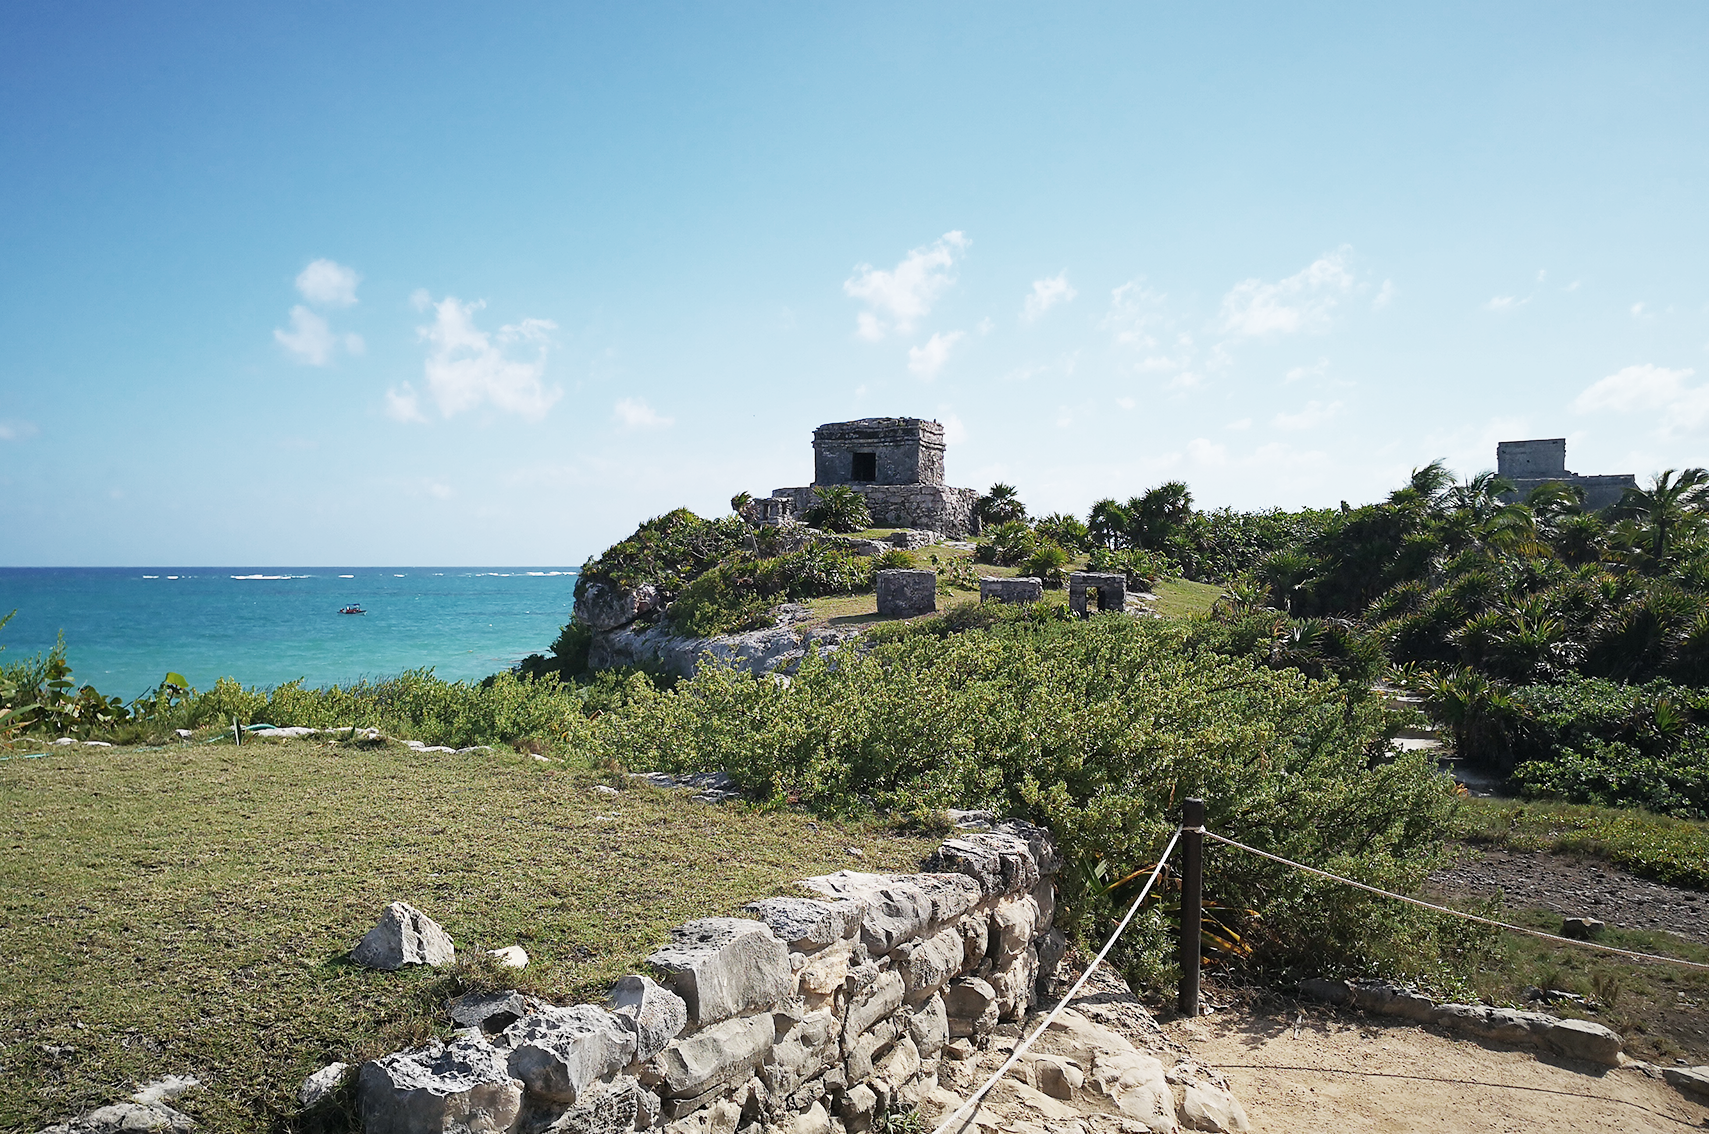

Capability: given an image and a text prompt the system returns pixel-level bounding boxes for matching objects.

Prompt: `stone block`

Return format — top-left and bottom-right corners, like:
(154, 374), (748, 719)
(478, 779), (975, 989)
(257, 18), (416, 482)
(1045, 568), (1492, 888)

(843, 970), (905, 1045)
(534, 1076), (642, 1134)
(648, 918), (792, 1027)
(352, 901), (456, 971)
(761, 1009), (839, 1095)
(923, 833), (1041, 898)
(357, 1036), (525, 1134)
(652, 1013), (775, 1100)
(610, 975), (689, 1063)
(299, 1062), (353, 1109)
(899, 926), (965, 1004)
(906, 995), (948, 1058)
(797, 872), (936, 957)
(943, 978), (998, 1039)
(1663, 1065), (1709, 1102)
(449, 991), (544, 1036)
(1180, 1081), (1251, 1132)
(1541, 1017), (1623, 1066)
(743, 897), (865, 952)
(844, 1017), (900, 1082)
(1034, 928), (1067, 998)
(876, 569), (937, 617)
(979, 577), (1043, 604)
(503, 1005), (636, 1104)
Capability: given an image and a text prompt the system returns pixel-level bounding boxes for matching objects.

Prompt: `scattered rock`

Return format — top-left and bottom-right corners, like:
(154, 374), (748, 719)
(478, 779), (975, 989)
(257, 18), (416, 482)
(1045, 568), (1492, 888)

(592, 785), (620, 797)
(298, 1062), (351, 1108)
(487, 945), (528, 969)
(356, 1036), (524, 1134)
(1562, 916), (1606, 939)
(36, 1101), (196, 1133)
(351, 901), (456, 971)
(741, 896), (864, 952)
(174, 729), (193, 739)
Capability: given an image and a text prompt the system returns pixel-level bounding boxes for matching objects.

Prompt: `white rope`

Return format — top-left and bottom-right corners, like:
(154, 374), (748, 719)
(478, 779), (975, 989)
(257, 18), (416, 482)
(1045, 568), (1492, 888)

(1202, 829), (1709, 972)
(927, 827), (1183, 1134)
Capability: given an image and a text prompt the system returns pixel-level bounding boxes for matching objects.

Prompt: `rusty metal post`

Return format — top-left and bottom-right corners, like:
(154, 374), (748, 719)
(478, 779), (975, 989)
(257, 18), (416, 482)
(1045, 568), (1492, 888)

(1178, 797), (1205, 1016)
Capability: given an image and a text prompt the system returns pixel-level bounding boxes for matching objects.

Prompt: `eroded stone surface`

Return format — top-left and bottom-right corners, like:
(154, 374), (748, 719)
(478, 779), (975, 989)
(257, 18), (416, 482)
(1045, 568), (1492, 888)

(610, 975), (689, 1064)
(357, 1036), (524, 1134)
(647, 919), (791, 1027)
(503, 1005), (636, 1104)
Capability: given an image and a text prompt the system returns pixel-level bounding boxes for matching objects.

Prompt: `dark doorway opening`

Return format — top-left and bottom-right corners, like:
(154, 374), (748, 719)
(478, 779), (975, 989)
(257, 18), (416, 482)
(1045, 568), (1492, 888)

(851, 452), (877, 482)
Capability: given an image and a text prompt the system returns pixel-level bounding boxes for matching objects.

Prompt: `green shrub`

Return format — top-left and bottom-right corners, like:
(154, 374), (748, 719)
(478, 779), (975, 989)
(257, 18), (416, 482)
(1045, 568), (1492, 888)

(1513, 741), (1709, 819)
(667, 544), (877, 637)
(805, 486), (872, 534)
(1088, 546), (1175, 591)
(1021, 541), (1072, 588)
(1034, 513), (1091, 553)
(574, 508), (747, 603)
(974, 521), (1036, 566)
(588, 616), (1464, 990)
(875, 548), (916, 571)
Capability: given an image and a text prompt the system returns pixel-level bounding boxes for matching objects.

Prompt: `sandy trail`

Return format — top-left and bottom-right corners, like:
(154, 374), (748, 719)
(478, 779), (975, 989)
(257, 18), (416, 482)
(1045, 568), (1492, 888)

(1165, 1004), (1709, 1133)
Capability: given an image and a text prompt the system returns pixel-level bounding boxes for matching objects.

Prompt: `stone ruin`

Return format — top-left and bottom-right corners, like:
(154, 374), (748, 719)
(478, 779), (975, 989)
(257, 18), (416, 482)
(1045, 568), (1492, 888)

(980, 577), (1043, 605)
(876, 569), (937, 618)
(345, 823), (1081, 1134)
(1068, 574), (1126, 618)
(760, 419), (982, 538)
(1495, 438), (1635, 511)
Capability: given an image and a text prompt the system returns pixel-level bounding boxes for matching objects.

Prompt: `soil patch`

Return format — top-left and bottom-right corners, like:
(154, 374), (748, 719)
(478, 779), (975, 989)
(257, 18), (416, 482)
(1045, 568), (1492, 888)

(1166, 1002), (1709, 1133)
(1430, 843), (1709, 945)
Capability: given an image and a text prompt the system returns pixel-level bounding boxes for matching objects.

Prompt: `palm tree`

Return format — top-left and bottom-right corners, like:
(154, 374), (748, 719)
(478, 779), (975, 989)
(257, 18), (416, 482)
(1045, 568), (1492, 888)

(1389, 459), (1454, 512)
(1124, 481), (1194, 549)
(975, 482), (1027, 526)
(1088, 499), (1130, 549)
(1610, 468), (1709, 567)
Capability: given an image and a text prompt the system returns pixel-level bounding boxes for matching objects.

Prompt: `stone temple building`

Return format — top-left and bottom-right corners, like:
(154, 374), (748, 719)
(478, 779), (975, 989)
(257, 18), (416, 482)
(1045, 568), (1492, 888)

(761, 417), (982, 536)
(1495, 438), (1635, 511)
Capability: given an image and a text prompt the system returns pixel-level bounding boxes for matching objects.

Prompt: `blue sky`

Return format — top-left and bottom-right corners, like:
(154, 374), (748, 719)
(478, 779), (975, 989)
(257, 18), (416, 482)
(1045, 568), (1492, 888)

(2, 3), (1707, 565)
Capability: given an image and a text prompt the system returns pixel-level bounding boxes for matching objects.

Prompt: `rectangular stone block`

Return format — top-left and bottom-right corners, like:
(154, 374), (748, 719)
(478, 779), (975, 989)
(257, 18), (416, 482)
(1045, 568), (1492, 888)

(647, 918), (791, 1027)
(877, 569), (937, 617)
(980, 576), (1043, 604)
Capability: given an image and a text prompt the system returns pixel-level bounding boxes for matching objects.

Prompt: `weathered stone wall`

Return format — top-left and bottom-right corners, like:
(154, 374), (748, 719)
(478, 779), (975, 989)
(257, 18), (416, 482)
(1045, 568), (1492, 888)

(1495, 438), (1636, 511)
(1068, 573), (1126, 617)
(771, 485), (980, 538)
(980, 577), (1043, 605)
(356, 823), (1068, 1134)
(813, 419), (946, 487)
(876, 570), (937, 617)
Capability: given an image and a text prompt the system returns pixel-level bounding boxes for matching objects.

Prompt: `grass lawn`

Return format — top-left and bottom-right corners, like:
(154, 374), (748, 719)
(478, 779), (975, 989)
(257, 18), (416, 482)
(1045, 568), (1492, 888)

(1457, 797), (1709, 891)
(0, 738), (941, 1132)
(1150, 578), (1222, 619)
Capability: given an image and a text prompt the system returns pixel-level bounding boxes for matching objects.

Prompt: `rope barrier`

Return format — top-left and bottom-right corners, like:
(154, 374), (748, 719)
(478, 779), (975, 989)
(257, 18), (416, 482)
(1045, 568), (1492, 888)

(1202, 829), (1709, 972)
(926, 826), (1184, 1134)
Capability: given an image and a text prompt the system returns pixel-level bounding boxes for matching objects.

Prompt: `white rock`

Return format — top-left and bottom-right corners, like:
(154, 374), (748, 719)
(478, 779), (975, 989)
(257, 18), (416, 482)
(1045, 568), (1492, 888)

(647, 917), (791, 1026)
(610, 973), (689, 1063)
(81, 740), (113, 747)
(486, 945), (528, 969)
(1180, 1080), (1250, 1132)
(298, 1062), (351, 1108)
(174, 729), (194, 739)
(502, 1004), (636, 1104)
(351, 901), (456, 970)
(357, 1036), (524, 1134)
(652, 1012), (775, 1100)
(51, 737), (76, 746)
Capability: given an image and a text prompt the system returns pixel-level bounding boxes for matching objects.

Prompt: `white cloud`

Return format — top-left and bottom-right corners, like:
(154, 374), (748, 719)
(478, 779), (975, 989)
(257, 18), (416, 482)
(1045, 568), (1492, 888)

(413, 294), (560, 419)
(1166, 372), (1201, 390)
(937, 410), (967, 446)
(385, 383), (426, 422)
(1273, 400), (1344, 430)
(1187, 438), (1228, 465)
(1102, 281), (1171, 349)
(1227, 417), (1252, 431)
(614, 397), (673, 429)
(295, 259), (360, 307)
(1536, 268), (1549, 283)
(275, 305), (337, 365)
(1485, 295), (1529, 313)
(426, 480), (453, 500)
(1631, 302), (1653, 320)
(1285, 359), (1328, 384)
(0, 418), (39, 441)
(1373, 280), (1395, 309)
(843, 231), (968, 340)
(1021, 272), (1077, 322)
(1219, 249), (1354, 336)
(907, 330), (964, 379)
(1572, 364), (1708, 434)
(1116, 396), (1136, 411)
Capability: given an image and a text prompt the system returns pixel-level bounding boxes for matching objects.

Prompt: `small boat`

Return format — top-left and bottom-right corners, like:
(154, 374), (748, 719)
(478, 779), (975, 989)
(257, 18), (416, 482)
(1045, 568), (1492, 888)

(339, 605), (366, 615)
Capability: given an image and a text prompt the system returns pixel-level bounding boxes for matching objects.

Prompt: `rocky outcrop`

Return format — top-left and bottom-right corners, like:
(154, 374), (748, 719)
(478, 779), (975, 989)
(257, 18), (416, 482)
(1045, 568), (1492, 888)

(586, 606), (861, 680)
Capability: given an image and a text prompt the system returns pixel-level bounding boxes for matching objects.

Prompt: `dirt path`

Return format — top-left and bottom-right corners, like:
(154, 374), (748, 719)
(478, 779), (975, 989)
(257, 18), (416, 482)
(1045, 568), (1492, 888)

(1167, 1004), (1708, 1133)
(1430, 843), (1709, 944)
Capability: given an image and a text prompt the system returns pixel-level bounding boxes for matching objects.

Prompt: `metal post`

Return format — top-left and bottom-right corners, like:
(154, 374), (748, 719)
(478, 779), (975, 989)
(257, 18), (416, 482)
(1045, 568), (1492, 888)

(1178, 797), (1205, 1016)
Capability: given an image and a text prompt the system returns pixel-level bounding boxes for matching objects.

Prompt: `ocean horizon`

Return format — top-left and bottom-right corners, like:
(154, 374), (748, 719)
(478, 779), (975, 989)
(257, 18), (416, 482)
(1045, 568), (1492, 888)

(0, 567), (581, 700)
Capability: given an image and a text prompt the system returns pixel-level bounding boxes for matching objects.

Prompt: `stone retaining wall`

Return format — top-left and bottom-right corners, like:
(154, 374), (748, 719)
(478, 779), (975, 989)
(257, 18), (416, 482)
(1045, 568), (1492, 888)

(357, 822), (1067, 1134)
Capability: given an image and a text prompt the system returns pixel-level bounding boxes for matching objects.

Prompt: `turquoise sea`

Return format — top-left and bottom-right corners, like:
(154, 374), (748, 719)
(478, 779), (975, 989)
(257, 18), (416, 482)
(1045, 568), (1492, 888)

(0, 568), (580, 700)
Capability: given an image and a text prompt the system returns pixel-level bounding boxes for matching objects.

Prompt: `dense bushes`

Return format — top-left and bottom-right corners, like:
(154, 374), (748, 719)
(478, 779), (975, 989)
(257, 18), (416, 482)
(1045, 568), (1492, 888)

(589, 614), (1464, 986)
(574, 508), (747, 605)
(804, 486), (872, 534)
(667, 545), (876, 637)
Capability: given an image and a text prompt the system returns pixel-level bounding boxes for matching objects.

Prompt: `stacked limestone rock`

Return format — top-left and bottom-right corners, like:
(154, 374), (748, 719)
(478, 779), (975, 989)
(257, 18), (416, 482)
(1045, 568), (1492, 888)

(356, 823), (1065, 1134)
